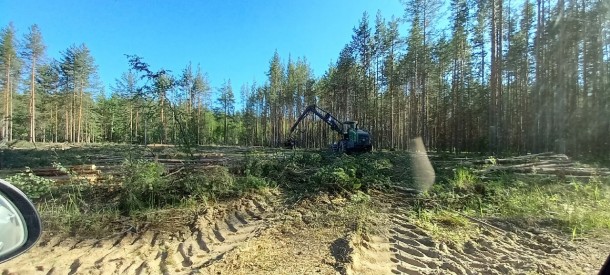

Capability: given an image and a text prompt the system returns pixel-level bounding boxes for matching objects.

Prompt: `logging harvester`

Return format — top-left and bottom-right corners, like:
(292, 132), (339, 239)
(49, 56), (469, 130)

(284, 104), (373, 153)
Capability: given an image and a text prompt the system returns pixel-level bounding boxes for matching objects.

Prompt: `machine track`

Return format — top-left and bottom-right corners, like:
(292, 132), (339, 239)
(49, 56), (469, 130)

(347, 189), (572, 275)
(2, 195), (280, 275)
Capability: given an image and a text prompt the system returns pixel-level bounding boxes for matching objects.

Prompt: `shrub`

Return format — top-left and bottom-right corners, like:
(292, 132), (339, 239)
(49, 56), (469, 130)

(359, 157), (392, 187)
(120, 160), (168, 212)
(236, 175), (273, 191)
(241, 152), (283, 178)
(201, 166), (235, 197)
(176, 173), (209, 200)
(314, 166), (361, 192)
(302, 154), (395, 193)
(6, 168), (54, 199)
(289, 152), (323, 166)
(173, 166), (239, 201)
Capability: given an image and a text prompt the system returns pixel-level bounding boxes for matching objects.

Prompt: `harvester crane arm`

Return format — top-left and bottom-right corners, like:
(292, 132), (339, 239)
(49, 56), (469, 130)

(285, 105), (343, 147)
(284, 104), (372, 153)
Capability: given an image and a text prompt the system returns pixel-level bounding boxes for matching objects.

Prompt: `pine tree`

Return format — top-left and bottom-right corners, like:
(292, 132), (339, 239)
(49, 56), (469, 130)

(351, 12), (374, 127)
(0, 23), (21, 141)
(22, 24), (46, 142)
(449, 0), (471, 151)
(154, 72), (172, 144)
(267, 51), (284, 145)
(111, 70), (139, 142)
(59, 44), (97, 142)
(217, 79), (234, 144)
(192, 65), (210, 144)
(36, 62), (60, 142)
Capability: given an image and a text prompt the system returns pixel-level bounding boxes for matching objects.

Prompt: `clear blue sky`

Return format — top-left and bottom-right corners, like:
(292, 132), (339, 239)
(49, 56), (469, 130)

(2, 0), (405, 105)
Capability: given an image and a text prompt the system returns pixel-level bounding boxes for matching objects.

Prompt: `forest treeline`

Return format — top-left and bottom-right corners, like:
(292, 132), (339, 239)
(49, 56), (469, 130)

(1, 0), (608, 156)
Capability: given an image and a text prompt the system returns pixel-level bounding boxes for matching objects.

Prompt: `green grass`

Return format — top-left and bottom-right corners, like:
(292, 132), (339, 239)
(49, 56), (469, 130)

(450, 167), (478, 191)
(1, 148), (287, 236)
(4, 146), (610, 241)
(427, 166), (610, 237)
(495, 177), (610, 234)
(37, 185), (122, 237)
(408, 209), (479, 248)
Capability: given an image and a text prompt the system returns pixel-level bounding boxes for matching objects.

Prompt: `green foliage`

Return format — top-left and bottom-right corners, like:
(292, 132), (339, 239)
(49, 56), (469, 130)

(6, 168), (54, 199)
(119, 160), (168, 212)
(175, 172), (209, 201)
(119, 161), (219, 211)
(449, 167), (479, 191)
(314, 166), (361, 192)
(200, 166), (235, 196)
(236, 175), (274, 191)
(240, 151), (284, 178)
(301, 154), (392, 193)
(496, 178), (610, 233)
(288, 151), (324, 167)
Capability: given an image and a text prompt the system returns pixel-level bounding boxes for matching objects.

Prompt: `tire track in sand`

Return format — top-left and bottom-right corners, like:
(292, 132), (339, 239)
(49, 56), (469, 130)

(347, 188), (569, 275)
(1, 194), (280, 275)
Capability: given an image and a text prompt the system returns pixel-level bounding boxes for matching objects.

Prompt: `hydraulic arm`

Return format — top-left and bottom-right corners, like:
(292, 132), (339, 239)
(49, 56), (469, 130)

(285, 104), (373, 153)
(288, 105), (343, 138)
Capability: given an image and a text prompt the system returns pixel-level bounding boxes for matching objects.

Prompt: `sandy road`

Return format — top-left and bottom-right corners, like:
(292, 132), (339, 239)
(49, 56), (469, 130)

(2, 189), (608, 275)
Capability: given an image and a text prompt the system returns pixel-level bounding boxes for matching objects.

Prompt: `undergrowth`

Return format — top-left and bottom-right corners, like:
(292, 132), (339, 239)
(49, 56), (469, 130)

(11, 156), (277, 237)
(426, 167), (610, 238)
(5, 148), (610, 240)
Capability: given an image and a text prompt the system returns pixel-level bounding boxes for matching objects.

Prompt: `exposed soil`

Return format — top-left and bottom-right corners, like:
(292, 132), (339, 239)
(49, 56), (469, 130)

(1, 192), (282, 275)
(2, 189), (609, 275)
(347, 189), (610, 275)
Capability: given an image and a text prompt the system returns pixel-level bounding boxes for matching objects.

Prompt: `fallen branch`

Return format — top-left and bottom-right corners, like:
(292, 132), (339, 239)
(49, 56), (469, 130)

(164, 166), (185, 177)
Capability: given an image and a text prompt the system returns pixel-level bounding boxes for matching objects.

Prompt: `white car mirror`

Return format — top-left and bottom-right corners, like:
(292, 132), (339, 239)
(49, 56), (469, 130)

(0, 179), (42, 264)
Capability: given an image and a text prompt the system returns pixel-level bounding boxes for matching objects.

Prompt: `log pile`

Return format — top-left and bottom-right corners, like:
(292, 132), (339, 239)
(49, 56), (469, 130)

(91, 153), (227, 166)
(473, 153), (610, 180)
(18, 154), (228, 184)
(29, 164), (100, 184)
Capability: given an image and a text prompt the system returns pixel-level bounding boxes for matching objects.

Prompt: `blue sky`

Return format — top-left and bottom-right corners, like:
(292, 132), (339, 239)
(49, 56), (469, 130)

(1, 0), (405, 105)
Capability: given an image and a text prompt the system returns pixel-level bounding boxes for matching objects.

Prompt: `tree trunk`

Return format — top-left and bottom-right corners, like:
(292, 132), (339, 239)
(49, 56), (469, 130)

(54, 103), (58, 143)
(78, 79), (84, 143)
(130, 104), (133, 143)
(3, 56), (9, 141)
(65, 109), (69, 142)
(29, 57), (36, 142)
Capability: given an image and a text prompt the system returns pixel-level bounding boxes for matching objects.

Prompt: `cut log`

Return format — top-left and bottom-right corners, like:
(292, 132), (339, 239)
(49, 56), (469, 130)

(513, 173), (603, 182)
(70, 164), (97, 172)
(471, 155), (570, 165)
(47, 174), (99, 184)
(482, 166), (610, 177)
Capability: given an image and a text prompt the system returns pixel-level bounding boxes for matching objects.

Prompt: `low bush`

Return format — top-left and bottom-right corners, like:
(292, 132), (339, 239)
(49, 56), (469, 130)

(314, 166), (361, 192)
(6, 168), (55, 199)
(240, 152), (284, 177)
(235, 175), (274, 191)
(120, 160), (169, 212)
(200, 166), (235, 197)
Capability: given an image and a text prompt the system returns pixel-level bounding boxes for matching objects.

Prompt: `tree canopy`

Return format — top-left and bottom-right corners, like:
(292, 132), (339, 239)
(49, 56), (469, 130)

(0, 0), (608, 157)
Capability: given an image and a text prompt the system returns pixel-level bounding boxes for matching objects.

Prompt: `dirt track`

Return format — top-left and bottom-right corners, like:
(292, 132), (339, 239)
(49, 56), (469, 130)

(347, 189), (610, 275)
(350, 212), (576, 274)
(1, 194), (281, 275)
(2, 190), (609, 275)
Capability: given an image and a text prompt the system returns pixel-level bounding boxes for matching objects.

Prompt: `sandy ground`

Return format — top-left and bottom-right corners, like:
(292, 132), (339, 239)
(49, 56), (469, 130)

(2, 190), (609, 275)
